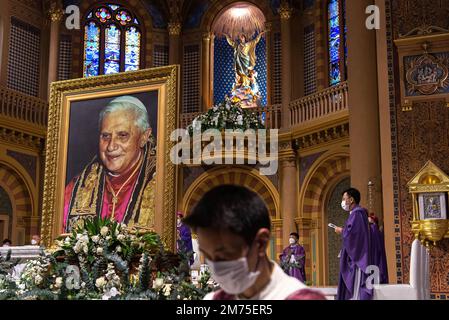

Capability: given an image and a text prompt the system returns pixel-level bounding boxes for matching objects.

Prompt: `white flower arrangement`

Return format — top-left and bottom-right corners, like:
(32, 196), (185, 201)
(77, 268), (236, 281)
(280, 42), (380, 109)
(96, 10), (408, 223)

(0, 217), (214, 300)
(187, 97), (265, 135)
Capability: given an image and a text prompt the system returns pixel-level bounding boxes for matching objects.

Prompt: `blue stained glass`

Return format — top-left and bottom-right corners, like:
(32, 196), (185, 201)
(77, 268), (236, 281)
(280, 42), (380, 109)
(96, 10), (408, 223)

(87, 12), (93, 18)
(133, 18), (139, 24)
(328, 0), (339, 19)
(329, 16), (340, 31)
(329, 37), (340, 62)
(329, 62), (341, 85)
(125, 27), (141, 71)
(108, 4), (119, 11)
(104, 25), (121, 74)
(84, 22), (100, 77)
(328, 0), (345, 86)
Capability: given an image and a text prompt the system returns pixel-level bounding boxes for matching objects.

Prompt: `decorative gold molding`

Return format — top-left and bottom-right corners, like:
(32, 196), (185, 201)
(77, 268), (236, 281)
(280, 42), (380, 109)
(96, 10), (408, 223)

(0, 126), (44, 151)
(399, 25), (449, 38)
(168, 22), (182, 36)
(279, 3), (292, 20)
(264, 22), (272, 32)
(278, 141), (296, 163)
(294, 217), (314, 229)
(48, 6), (64, 22)
(271, 219), (283, 228)
(295, 123), (349, 150)
(202, 32), (212, 41)
(41, 66), (180, 250)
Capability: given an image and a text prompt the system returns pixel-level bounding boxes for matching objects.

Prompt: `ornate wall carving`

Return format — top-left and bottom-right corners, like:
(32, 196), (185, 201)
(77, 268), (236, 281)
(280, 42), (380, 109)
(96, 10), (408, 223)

(396, 100), (449, 295)
(389, 0), (449, 299)
(392, 0), (449, 38)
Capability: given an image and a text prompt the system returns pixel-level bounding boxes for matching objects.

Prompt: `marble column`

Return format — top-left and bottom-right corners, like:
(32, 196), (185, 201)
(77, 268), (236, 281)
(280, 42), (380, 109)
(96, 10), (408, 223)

(346, 0), (382, 214)
(168, 22), (181, 65)
(279, 141), (298, 247)
(280, 2), (293, 128)
(201, 32), (211, 111)
(47, 5), (64, 97)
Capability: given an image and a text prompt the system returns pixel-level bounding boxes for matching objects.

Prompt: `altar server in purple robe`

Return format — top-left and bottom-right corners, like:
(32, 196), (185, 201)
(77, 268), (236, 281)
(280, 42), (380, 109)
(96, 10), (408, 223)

(334, 188), (373, 300)
(279, 232), (306, 283)
(369, 213), (389, 284)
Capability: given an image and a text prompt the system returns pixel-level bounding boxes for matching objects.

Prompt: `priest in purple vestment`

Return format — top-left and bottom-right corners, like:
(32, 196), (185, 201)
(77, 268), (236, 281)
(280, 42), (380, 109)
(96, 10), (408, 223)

(177, 212), (194, 265)
(369, 213), (389, 284)
(279, 232), (306, 282)
(334, 188), (373, 300)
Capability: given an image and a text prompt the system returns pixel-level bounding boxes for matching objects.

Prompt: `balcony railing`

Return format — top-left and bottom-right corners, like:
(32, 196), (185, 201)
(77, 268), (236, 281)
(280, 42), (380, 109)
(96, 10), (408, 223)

(289, 81), (348, 126)
(0, 86), (48, 129)
(180, 104), (282, 129)
(182, 82), (348, 130)
(252, 104), (282, 129)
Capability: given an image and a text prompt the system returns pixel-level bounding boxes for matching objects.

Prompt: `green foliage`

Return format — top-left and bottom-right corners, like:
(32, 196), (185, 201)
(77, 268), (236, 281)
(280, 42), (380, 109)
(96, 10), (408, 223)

(0, 217), (214, 300)
(187, 97), (265, 135)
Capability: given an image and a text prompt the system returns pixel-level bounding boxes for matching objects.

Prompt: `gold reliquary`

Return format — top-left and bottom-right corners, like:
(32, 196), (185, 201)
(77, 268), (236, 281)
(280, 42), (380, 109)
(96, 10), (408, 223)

(408, 161), (449, 246)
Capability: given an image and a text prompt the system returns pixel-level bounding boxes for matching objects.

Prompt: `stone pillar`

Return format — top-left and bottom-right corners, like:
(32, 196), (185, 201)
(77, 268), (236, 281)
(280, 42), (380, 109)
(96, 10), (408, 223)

(168, 22), (181, 65)
(375, 0), (396, 283)
(346, 0), (382, 214)
(201, 32), (211, 110)
(47, 4), (64, 97)
(279, 141), (298, 247)
(280, 2), (293, 128)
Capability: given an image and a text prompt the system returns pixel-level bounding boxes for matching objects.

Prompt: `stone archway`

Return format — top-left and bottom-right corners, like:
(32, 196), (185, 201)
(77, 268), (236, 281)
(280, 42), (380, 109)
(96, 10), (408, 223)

(299, 150), (350, 285)
(0, 164), (33, 245)
(183, 166), (279, 218)
(182, 165), (280, 262)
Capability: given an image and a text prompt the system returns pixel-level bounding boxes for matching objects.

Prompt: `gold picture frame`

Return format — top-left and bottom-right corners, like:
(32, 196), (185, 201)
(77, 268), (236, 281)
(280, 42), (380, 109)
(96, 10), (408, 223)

(41, 66), (179, 250)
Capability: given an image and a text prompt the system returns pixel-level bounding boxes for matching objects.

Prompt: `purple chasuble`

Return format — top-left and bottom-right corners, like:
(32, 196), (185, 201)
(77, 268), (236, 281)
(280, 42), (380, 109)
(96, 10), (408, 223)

(177, 223), (194, 265)
(370, 222), (389, 284)
(279, 244), (306, 282)
(337, 205), (373, 300)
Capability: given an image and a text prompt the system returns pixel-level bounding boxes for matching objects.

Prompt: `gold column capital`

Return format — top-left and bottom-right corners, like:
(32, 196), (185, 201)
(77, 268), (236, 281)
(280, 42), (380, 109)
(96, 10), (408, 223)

(279, 142), (297, 167)
(202, 32), (212, 41)
(264, 22), (273, 32)
(279, 3), (293, 20)
(47, 6), (64, 22)
(168, 22), (182, 36)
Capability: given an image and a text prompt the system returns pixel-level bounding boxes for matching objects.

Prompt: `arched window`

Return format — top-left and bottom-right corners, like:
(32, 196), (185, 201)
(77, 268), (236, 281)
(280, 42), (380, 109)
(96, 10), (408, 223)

(327, 0), (346, 86)
(83, 4), (142, 77)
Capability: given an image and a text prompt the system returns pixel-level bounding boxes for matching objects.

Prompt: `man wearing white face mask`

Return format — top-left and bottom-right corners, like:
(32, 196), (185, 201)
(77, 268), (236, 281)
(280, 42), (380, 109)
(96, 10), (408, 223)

(30, 235), (41, 246)
(279, 232), (306, 282)
(183, 185), (325, 300)
(334, 188), (372, 300)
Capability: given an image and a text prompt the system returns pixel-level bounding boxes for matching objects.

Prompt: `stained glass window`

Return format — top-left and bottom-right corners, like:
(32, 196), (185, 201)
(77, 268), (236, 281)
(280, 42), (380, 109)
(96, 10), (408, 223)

(83, 21), (100, 77)
(327, 0), (347, 86)
(95, 7), (111, 23)
(116, 10), (132, 26)
(125, 27), (141, 71)
(104, 25), (121, 74)
(83, 4), (142, 77)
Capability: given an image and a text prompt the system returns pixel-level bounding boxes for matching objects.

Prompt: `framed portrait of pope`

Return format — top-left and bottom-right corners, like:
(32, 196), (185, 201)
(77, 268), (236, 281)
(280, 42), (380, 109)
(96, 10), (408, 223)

(41, 66), (179, 249)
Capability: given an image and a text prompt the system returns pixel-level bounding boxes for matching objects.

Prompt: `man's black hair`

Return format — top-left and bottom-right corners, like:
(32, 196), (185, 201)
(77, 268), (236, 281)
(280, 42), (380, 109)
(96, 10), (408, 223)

(2, 239), (11, 245)
(183, 185), (271, 245)
(342, 187), (361, 204)
(290, 232), (299, 239)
